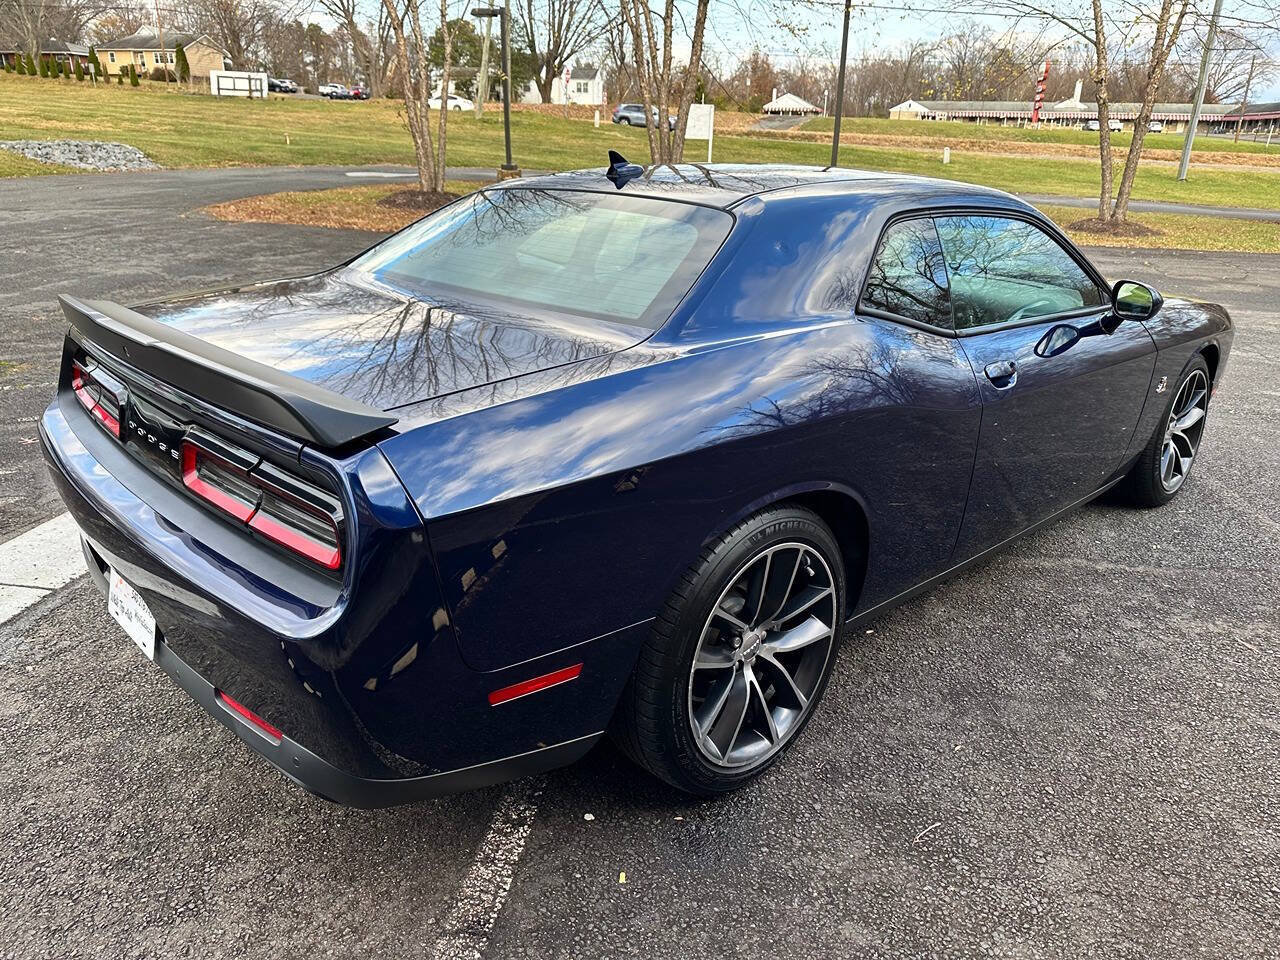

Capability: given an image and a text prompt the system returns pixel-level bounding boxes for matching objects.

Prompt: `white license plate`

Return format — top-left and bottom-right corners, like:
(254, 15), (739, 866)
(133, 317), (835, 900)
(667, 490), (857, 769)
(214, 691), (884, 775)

(108, 568), (157, 660)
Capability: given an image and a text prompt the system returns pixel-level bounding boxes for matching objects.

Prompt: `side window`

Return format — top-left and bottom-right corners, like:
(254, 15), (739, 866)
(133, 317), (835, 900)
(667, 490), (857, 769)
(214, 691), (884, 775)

(860, 218), (951, 329)
(934, 215), (1108, 330)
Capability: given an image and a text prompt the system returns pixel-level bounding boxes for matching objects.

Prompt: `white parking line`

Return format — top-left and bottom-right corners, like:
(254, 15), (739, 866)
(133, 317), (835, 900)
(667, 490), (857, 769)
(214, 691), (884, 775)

(431, 778), (543, 960)
(0, 512), (84, 625)
(345, 171), (416, 179)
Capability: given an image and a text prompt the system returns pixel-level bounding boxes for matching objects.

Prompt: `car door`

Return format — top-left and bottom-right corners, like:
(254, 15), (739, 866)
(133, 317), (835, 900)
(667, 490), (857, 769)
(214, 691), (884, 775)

(937, 213), (1157, 560)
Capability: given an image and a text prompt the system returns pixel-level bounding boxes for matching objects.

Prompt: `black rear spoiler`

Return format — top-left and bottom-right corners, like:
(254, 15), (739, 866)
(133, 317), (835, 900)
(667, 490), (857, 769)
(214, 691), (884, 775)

(60, 295), (398, 448)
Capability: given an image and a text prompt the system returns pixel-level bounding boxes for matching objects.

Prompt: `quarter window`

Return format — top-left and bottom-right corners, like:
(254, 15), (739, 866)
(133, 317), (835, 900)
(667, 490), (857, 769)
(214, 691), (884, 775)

(860, 217), (951, 329)
(934, 215), (1107, 330)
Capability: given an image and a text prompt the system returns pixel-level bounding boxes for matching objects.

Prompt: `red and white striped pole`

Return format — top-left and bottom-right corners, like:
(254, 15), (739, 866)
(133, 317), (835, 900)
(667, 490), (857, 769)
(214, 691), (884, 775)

(1030, 59), (1050, 125)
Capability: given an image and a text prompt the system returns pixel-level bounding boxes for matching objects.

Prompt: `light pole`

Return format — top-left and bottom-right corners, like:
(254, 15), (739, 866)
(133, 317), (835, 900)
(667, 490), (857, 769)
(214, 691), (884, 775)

(471, 5), (520, 177)
(1177, 0), (1225, 181)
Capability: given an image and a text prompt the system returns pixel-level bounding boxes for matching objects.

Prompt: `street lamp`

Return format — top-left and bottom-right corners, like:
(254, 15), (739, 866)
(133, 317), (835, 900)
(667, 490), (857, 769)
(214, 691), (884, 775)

(471, 5), (520, 178)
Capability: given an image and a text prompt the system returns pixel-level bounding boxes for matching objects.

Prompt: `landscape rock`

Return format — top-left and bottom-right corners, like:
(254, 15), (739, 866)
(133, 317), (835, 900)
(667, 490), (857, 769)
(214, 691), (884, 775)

(0, 139), (160, 172)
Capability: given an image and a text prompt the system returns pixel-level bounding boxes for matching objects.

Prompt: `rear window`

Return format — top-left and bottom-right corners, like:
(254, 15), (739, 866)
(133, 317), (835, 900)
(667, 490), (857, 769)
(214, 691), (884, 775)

(350, 188), (732, 329)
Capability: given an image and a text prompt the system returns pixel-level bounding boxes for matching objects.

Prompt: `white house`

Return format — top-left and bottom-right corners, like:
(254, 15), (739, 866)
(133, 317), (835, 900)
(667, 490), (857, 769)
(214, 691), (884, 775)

(762, 92), (819, 116)
(522, 66), (604, 106)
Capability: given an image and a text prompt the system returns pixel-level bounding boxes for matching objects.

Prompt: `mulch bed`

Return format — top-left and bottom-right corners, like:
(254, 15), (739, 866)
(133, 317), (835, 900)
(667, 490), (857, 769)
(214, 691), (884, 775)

(376, 189), (461, 213)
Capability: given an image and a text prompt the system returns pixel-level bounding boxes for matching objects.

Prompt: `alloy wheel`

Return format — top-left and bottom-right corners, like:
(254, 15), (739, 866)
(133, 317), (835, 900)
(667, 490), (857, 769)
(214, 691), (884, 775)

(687, 542), (837, 769)
(1160, 369), (1209, 492)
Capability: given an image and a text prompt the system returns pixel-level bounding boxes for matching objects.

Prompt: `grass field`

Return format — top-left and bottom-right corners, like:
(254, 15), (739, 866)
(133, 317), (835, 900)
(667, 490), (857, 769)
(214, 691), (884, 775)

(0, 149), (74, 176)
(5, 73), (1280, 212)
(202, 181), (1280, 253)
(799, 115), (1279, 155)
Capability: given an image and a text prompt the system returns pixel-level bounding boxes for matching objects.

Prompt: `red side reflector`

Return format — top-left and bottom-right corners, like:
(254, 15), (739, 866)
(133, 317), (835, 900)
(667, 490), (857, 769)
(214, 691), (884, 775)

(488, 663), (583, 706)
(215, 690), (284, 742)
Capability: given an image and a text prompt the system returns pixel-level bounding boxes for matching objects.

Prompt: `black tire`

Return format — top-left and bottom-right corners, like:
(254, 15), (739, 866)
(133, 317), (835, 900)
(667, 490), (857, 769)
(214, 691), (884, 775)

(611, 504), (846, 795)
(1122, 354), (1212, 507)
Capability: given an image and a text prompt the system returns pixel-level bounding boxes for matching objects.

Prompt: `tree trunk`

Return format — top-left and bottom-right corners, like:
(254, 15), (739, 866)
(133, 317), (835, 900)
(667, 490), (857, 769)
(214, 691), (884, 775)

(381, 0), (435, 193)
(620, 0), (659, 163)
(1112, 0), (1189, 222)
(669, 0), (709, 162)
(435, 0), (451, 192)
(1090, 0), (1113, 222)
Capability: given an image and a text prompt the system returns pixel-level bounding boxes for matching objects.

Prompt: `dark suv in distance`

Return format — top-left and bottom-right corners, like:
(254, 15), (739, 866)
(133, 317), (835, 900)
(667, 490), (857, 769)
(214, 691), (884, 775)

(612, 103), (676, 131)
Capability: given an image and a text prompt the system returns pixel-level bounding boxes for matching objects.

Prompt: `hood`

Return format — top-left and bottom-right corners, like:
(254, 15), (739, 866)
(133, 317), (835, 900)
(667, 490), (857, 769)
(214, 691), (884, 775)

(135, 270), (642, 411)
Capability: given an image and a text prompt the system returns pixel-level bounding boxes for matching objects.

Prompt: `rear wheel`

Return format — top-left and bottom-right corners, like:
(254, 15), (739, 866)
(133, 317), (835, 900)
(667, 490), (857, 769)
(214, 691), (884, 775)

(1123, 355), (1212, 507)
(612, 505), (845, 794)
(619, 117), (631, 125)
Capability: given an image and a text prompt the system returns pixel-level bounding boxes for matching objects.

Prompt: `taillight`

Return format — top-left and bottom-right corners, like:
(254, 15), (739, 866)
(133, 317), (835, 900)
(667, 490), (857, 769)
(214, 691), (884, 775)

(180, 438), (343, 570)
(71, 361), (121, 437)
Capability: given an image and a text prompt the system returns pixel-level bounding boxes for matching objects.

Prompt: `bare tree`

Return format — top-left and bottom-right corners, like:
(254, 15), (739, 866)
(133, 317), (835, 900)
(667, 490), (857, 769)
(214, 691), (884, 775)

(970, 0), (1194, 225)
(318, 0), (384, 95)
(618, 0), (711, 163)
(1, 0), (115, 60)
(380, 0), (450, 192)
(516, 0), (606, 103)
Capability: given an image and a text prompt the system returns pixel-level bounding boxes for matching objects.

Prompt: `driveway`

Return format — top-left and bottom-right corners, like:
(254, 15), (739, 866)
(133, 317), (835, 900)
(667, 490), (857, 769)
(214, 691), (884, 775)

(1, 167), (1276, 959)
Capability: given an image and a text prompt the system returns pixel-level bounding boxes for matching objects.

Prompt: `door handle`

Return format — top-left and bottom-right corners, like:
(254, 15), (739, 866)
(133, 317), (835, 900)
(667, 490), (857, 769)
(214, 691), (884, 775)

(984, 359), (1017, 389)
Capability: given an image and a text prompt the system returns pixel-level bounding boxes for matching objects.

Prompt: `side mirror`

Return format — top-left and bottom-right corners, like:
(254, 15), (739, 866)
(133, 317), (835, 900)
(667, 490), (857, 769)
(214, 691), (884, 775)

(1111, 279), (1163, 326)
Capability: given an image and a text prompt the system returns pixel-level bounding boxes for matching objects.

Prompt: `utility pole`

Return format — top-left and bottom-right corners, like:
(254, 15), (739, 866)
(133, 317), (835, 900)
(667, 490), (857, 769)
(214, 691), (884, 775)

(1234, 54), (1257, 143)
(1177, 0), (1225, 181)
(830, 0), (852, 167)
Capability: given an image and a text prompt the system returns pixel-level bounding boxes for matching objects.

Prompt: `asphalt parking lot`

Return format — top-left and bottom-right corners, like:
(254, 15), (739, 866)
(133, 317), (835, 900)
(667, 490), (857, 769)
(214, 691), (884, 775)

(1, 170), (1277, 959)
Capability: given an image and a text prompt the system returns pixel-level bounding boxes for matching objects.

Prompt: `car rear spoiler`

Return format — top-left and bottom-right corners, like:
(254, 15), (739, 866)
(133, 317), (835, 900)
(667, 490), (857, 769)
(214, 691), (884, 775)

(59, 295), (399, 448)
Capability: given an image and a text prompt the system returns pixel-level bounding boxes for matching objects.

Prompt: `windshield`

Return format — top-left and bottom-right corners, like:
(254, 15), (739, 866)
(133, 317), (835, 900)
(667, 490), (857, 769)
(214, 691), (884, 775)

(349, 188), (733, 329)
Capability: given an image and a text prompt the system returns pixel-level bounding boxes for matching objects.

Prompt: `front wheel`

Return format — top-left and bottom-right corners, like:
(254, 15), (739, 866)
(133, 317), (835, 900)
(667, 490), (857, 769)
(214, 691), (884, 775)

(619, 117), (631, 125)
(1122, 355), (1212, 507)
(612, 505), (845, 795)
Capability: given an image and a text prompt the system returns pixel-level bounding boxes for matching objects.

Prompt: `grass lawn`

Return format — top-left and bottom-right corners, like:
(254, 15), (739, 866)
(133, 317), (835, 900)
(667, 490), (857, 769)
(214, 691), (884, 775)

(201, 181), (1280, 253)
(1035, 204), (1280, 253)
(0, 149), (75, 176)
(5, 73), (1280, 212)
(800, 115), (1279, 155)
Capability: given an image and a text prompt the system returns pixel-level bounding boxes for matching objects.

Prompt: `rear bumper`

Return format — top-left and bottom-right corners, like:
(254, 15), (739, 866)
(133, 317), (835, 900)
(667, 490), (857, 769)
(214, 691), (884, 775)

(74, 536), (601, 808)
(41, 391), (647, 806)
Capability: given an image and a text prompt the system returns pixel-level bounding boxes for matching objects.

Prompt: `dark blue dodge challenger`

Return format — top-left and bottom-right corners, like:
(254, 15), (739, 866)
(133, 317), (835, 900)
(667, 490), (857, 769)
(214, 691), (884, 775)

(42, 161), (1232, 805)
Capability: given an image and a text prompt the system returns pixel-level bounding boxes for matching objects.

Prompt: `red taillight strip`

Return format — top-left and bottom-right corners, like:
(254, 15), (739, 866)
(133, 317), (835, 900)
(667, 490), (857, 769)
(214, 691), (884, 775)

(248, 509), (341, 571)
(488, 663), (583, 706)
(71, 363), (121, 438)
(180, 442), (256, 523)
(215, 690), (284, 742)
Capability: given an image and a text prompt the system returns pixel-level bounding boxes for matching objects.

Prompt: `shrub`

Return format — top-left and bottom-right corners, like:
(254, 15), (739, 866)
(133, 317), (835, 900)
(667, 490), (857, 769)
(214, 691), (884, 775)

(26, 55), (36, 75)
(117, 72), (124, 85)
(11, 57), (21, 75)
(129, 64), (139, 86)
(74, 60), (84, 81)
(148, 66), (176, 82)
(37, 56), (48, 78)
(87, 46), (104, 79)
(174, 44), (189, 82)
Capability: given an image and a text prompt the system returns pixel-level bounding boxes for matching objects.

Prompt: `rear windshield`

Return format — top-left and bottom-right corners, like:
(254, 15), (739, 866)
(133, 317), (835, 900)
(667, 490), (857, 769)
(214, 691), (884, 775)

(349, 188), (733, 329)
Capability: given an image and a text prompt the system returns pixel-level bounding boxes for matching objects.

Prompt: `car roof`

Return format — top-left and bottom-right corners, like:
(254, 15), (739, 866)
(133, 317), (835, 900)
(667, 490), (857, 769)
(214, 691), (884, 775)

(494, 163), (1027, 212)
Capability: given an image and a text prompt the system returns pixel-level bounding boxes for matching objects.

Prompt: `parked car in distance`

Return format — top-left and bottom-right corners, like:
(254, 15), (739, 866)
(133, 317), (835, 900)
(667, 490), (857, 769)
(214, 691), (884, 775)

(428, 93), (474, 111)
(1084, 119), (1100, 131)
(319, 83), (349, 99)
(348, 85), (370, 100)
(1148, 120), (1164, 133)
(42, 160), (1232, 807)
(612, 102), (677, 130)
